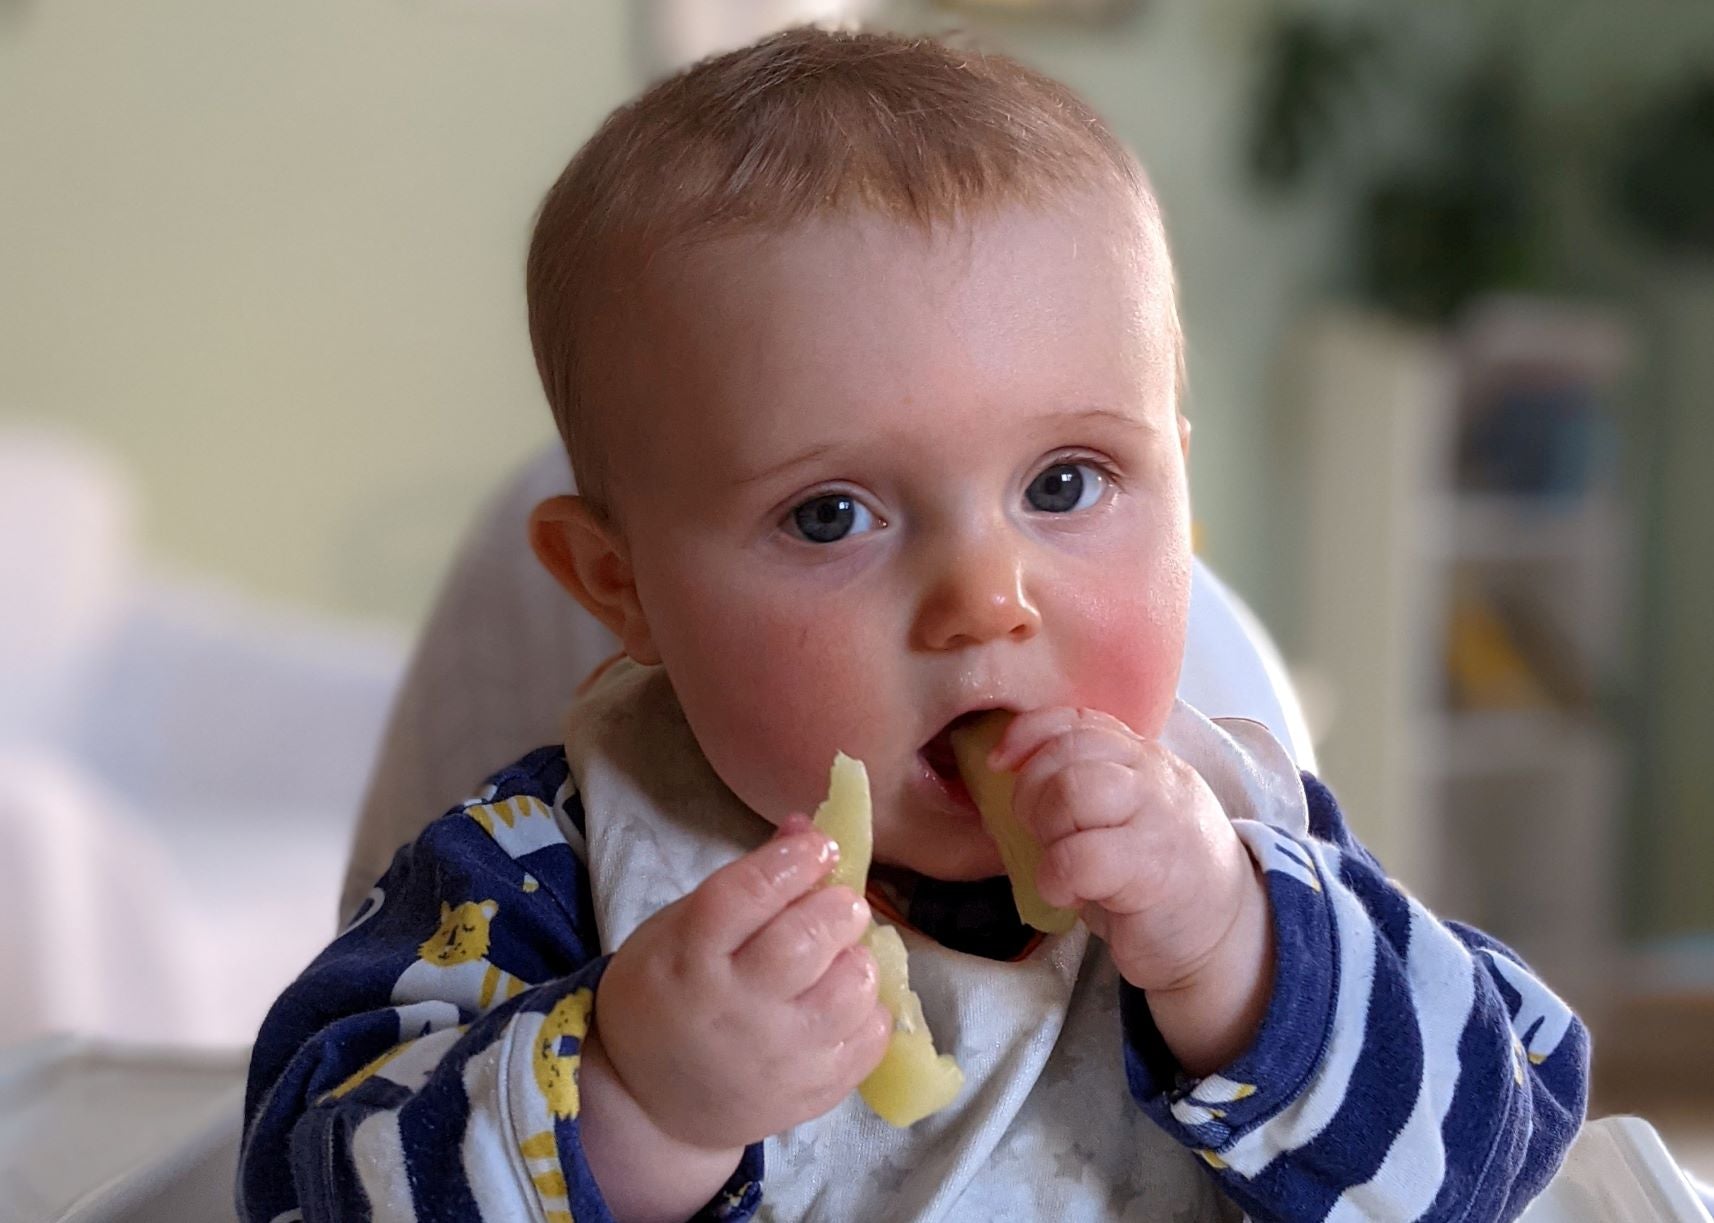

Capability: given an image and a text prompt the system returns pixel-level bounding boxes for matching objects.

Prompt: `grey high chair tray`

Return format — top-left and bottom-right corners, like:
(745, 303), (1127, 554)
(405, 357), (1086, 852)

(0, 1037), (245, 1223)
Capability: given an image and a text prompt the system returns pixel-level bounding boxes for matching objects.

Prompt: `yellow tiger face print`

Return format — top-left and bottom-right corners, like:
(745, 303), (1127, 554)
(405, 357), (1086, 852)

(534, 988), (594, 1120)
(419, 899), (500, 967)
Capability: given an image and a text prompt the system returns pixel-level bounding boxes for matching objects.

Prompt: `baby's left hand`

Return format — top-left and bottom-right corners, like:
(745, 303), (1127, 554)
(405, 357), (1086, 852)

(989, 707), (1265, 998)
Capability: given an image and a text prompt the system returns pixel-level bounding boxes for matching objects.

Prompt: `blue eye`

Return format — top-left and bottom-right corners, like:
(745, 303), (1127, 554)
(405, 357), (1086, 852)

(789, 493), (878, 544)
(1026, 462), (1105, 513)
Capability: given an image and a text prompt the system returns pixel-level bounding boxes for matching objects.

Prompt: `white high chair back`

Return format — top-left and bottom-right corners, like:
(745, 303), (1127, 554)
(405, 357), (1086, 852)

(340, 446), (1317, 922)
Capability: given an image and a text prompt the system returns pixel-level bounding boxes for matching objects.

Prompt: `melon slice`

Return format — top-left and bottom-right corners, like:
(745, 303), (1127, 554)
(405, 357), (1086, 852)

(855, 924), (964, 1127)
(811, 753), (963, 1127)
(948, 712), (1079, 934)
(809, 752), (872, 895)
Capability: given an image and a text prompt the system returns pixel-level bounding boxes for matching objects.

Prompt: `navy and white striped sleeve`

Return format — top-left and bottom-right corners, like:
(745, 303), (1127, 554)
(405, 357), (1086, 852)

(238, 746), (764, 1223)
(1123, 771), (1590, 1223)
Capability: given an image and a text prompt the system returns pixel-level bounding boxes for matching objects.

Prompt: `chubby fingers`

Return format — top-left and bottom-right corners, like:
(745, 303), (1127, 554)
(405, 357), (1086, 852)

(1004, 720), (1153, 847)
(802, 971), (893, 1103)
(734, 883), (872, 997)
(686, 821), (839, 955)
(793, 941), (888, 1051)
(989, 706), (1139, 773)
(1031, 749), (1236, 914)
(1036, 825), (1162, 912)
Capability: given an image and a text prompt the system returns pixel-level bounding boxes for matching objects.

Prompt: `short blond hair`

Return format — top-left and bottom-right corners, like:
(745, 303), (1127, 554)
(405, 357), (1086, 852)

(526, 25), (1177, 515)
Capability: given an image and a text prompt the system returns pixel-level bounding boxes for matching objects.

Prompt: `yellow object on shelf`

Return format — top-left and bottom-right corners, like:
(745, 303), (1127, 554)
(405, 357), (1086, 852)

(1446, 584), (1552, 710)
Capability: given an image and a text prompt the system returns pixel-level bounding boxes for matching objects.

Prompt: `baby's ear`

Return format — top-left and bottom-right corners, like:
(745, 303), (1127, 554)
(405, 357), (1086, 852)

(528, 496), (661, 666)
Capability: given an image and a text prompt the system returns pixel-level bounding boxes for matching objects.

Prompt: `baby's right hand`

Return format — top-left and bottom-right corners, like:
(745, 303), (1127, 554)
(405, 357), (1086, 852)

(594, 815), (891, 1154)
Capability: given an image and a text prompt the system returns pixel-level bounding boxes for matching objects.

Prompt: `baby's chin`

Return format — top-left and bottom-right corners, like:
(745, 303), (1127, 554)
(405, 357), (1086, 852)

(873, 829), (1006, 883)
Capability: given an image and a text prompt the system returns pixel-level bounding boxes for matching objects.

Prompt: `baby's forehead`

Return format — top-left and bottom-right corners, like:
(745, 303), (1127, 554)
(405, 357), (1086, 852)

(601, 204), (1171, 465)
(580, 190), (1181, 517)
(614, 193), (1177, 377)
(655, 188), (1166, 283)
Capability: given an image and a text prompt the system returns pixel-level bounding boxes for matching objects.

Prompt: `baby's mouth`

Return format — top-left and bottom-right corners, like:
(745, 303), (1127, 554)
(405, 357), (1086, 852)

(919, 710), (998, 799)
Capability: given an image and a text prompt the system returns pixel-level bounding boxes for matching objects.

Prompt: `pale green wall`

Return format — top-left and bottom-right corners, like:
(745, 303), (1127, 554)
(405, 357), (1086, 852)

(1, 0), (631, 624)
(1634, 275), (1714, 939)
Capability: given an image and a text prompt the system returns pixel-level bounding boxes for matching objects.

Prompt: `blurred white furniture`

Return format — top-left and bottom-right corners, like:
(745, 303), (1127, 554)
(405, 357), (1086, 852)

(0, 1038), (246, 1223)
(0, 748), (199, 1050)
(1290, 300), (1634, 1010)
(1, 426), (405, 1049)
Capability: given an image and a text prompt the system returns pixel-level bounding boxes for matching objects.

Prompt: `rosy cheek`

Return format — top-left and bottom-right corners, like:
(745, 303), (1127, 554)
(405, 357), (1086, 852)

(1060, 557), (1188, 738)
(667, 593), (881, 820)
(1082, 635), (1181, 736)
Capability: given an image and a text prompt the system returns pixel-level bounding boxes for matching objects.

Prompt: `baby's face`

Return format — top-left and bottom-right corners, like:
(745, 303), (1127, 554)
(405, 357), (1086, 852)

(602, 193), (1190, 881)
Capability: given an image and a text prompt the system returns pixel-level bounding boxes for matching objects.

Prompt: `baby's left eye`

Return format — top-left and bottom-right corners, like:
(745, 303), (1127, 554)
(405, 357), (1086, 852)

(1026, 462), (1106, 514)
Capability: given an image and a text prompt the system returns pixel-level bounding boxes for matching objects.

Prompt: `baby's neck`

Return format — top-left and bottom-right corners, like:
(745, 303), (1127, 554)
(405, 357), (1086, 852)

(866, 864), (1041, 962)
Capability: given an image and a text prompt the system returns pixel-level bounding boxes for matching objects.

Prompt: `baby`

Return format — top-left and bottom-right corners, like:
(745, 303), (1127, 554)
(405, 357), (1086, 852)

(241, 26), (1588, 1223)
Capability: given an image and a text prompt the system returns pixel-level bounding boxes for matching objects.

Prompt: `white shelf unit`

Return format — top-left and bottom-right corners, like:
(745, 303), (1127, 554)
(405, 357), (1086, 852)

(1290, 300), (1634, 1011)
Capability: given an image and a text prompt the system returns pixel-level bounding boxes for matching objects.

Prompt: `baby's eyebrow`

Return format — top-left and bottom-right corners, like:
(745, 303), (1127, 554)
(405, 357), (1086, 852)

(1053, 405), (1158, 435)
(734, 442), (838, 489)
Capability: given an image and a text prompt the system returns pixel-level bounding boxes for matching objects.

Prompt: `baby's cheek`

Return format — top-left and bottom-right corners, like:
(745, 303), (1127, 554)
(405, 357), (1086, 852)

(1061, 566), (1188, 739)
(677, 603), (886, 824)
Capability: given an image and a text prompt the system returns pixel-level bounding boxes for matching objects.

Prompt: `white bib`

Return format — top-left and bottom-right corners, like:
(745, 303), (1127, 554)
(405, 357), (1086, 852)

(563, 661), (1305, 1222)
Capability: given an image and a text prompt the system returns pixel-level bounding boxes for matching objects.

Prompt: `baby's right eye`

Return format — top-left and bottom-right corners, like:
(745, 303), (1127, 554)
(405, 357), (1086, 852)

(787, 493), (881, 544)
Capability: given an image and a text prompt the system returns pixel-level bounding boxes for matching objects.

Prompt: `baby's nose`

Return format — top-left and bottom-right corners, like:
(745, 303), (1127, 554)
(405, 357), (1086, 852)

(913, 549), (1041, 652)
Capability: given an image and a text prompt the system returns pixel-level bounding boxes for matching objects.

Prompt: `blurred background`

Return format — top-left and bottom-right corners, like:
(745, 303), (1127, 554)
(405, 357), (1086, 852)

(3, 0), (1711, 1199)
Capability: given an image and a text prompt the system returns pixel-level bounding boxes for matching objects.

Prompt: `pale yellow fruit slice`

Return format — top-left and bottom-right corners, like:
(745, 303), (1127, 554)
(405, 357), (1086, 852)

(811, 752), (963, 1127)
(809, 752), (871, 895)
(856, 924), (964, 1127)
(949, 712), (1079, 935)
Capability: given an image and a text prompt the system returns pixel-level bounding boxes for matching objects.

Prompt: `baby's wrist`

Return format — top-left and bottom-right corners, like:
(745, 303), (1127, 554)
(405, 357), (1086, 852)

(1145, 864), (1273, 1078)
(579, 1027), (745, 1221)
(588, 1026), (741, 1159)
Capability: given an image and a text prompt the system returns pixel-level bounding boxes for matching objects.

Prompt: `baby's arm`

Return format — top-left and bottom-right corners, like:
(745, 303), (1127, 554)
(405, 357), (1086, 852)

(238, 749), (767, 1223)
(1123, 773), (1590, 1223)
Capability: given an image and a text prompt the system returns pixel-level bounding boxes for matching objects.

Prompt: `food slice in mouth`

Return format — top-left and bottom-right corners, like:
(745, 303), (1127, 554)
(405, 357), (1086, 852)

(812, 752), (963, 1126)
(949, 712), (1079, 935)
(920, 720), (966, 787)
